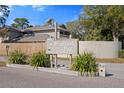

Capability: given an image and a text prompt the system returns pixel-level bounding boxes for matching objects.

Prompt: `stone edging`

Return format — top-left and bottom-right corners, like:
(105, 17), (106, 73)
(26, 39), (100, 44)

(6, 64), (78, 76)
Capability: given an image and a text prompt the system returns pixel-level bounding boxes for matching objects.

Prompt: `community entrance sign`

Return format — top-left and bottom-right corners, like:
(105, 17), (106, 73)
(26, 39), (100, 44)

(46, 38), (78, 68)
(46, 38), (78, 55)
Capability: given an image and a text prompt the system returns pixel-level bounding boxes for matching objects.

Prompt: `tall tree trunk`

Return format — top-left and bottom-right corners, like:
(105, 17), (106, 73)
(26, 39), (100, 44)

(112, 32), (119, 58)
(113, 35), (118, 42)
(112, 32), (119, 42)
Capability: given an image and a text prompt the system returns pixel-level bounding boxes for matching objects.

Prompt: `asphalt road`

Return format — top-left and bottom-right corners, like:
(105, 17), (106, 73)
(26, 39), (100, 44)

(0, 64), (124, 88)
(0, 56), (124, 88)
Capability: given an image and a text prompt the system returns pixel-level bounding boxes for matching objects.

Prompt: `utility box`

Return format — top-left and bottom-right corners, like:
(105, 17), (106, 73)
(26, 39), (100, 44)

(98, 63), (106, 77)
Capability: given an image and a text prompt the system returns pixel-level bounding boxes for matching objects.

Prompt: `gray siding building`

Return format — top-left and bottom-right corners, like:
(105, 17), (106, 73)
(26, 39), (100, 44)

(0, 19), (70, 43)
(18, 19), (70, 43)
(0, 26), (23, 42)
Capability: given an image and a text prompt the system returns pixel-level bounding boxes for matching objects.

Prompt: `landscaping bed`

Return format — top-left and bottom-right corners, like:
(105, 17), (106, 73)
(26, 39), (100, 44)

(0, 61), (6, 67)
(6, 50), (112, 77)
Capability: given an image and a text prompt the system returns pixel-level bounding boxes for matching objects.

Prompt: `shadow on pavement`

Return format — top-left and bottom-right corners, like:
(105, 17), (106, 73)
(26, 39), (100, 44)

(106, 73), (113, 77)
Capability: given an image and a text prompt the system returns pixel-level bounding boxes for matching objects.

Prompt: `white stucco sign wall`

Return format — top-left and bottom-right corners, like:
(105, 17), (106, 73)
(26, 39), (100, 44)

(46, 38), (121, 58)
(46, 39), (78, 55)
(79, 41), (121, 58)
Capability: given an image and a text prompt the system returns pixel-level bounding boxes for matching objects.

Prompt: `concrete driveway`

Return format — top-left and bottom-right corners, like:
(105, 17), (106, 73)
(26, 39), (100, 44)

(106, 63), (124, 80)
(0, 64), (124, 88)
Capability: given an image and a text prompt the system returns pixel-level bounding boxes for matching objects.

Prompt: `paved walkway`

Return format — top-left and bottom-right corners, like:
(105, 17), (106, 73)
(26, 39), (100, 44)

(0, 66), (124, 88)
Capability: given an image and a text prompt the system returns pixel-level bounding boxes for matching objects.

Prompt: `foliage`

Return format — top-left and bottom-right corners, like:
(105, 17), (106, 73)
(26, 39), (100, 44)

(84, 29), (102, 41)
(83, 29), (113, 41)
(66, 20), (85, 40)
(0, 28), (9, 38)
(0, 5), (10, 38)
(29, 52), (50, 70)
(72, 52), (98, 76)
(59, 24), (67, 29)
(45, 19), (54, 26)
(119, 50), (124, 58)
(0, 5), (10, 27)
(80, 5), (124, 41)
(9, 50), (27, 64)
(11, 18), (29, 29)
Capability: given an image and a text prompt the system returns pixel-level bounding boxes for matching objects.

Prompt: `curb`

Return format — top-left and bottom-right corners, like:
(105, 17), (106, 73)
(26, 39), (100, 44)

(7, 64), (78, 76)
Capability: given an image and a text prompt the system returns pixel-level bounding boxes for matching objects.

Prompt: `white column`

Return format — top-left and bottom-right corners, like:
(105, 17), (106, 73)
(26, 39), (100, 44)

(54, 22), (57, 40)
(54, 54), (57, 68)
(69, 34), (72, 39)
(57, 30), (60, 39)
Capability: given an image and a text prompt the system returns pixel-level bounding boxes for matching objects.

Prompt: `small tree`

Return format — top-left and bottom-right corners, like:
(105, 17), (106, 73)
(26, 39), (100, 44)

(11, 18), (29, 29)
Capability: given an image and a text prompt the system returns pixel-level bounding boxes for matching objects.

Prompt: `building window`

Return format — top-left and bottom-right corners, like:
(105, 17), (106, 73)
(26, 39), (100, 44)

(65, 32), (69, 35)
(60, 31), (64, 34)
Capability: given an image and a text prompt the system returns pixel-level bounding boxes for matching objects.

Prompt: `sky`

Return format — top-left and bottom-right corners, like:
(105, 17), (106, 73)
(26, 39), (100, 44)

(6, 5), (83, 26)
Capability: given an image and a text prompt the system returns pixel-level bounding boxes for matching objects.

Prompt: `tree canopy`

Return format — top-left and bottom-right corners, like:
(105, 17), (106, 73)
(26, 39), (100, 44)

(80, 5), (124, 41)
(11, 18), (29, 29)
(0, 5), (10, 27)
(66, 20), (85, 40)
(0, 5), (10, 38)
(45, 19), (55, 26)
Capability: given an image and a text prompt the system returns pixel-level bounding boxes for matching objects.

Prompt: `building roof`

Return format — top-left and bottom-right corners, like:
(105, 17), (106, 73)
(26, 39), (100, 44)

(4, 26), (22, 32)
(17, 34), (49, 42)
(23, 24), (69, 32)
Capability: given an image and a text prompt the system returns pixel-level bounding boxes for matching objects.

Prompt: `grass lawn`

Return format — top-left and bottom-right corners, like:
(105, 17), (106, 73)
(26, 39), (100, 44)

(0, 61), (6, 67)
(96, 58), (124, 63)
(58, 57), (124, 63)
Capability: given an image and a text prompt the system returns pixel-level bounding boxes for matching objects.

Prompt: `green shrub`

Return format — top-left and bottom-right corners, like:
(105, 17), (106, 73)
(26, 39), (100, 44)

(72, 52), (98, 76)
(9, 50), (27, 64)
(29, 52), (50, 70)
(119, 50), (124, 58)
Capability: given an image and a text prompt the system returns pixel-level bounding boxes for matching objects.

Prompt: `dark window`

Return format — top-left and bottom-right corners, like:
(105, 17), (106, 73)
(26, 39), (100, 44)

(65, 32), (69, 35)
(60, 31), (64, 34)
